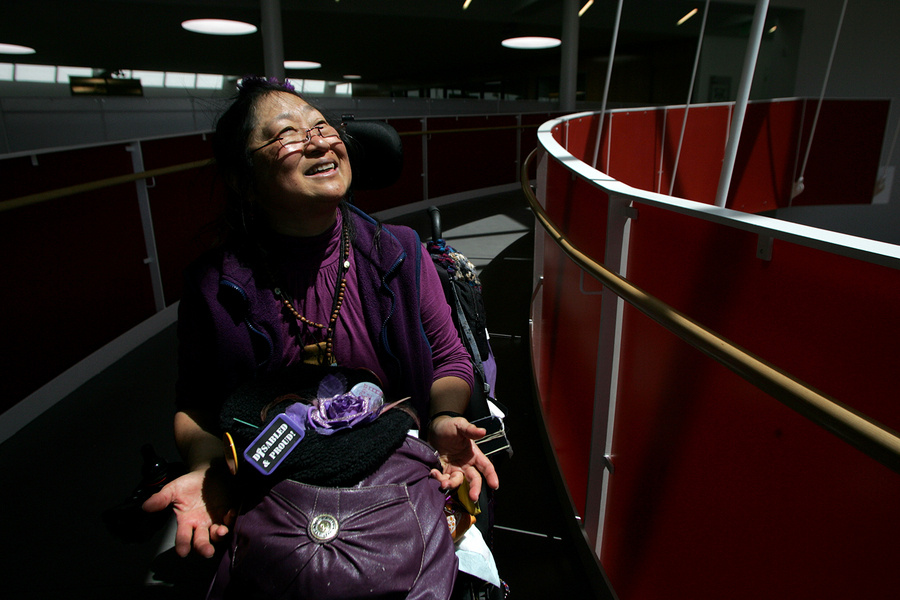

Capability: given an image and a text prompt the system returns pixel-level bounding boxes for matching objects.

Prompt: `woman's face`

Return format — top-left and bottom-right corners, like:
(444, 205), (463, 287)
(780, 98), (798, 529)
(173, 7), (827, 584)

(247, 92), (352, 235)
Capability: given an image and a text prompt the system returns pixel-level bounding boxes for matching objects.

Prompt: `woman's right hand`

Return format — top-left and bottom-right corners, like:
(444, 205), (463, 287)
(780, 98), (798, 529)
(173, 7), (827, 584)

(142, 466), (235, 558)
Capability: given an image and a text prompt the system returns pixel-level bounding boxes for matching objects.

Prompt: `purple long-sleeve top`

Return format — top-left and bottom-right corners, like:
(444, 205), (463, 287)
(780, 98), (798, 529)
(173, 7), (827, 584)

(231, 209), (473, 397)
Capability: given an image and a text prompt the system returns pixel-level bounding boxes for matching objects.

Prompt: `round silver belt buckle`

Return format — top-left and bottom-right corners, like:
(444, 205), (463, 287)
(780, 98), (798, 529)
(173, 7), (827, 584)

(308, 514), (340, 543)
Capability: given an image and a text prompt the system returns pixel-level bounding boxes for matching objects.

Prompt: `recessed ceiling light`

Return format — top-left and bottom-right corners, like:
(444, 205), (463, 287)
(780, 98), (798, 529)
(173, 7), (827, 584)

(284, 61), (322, 70)
(501, 37), (561, 50)
(0, 43), (36, 55)
(343, 74), (362, 80)
(181, 19), (257, 35)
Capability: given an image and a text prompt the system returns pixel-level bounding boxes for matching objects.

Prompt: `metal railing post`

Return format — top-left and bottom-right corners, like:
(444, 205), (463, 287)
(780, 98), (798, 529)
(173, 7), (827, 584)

(127, 141), (166, 312)
(715, 0), (770, 208)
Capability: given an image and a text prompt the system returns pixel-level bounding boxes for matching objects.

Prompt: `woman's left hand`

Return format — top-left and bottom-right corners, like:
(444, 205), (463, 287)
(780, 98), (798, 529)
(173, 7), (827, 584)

(428, 415), (500, 503)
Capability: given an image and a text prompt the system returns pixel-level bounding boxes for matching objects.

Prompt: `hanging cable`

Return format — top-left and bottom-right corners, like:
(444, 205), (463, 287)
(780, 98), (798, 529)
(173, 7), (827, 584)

(791, 0), (849, 202)
(669, 0), (711, 196)
(591, 0), (624, 170)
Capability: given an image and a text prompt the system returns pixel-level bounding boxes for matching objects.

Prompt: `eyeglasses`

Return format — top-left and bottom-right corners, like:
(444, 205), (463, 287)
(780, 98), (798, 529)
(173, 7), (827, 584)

(251, 122), (343, 154)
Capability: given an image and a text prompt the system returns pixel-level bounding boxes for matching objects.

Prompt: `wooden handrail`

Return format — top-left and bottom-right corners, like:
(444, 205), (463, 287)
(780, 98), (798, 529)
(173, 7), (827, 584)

(0, 158), (213, 213)
(522, 148), (900, 474)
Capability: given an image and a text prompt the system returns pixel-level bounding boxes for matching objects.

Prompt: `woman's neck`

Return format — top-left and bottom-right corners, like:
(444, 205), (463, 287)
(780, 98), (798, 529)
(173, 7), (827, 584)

(267, 205), (340, 237)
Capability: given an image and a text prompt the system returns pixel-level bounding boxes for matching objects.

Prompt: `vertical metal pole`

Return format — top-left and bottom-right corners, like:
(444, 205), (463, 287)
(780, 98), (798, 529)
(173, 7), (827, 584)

(515, 113), (523, 181)
(127, 142), (166, 312)
(714, 0), (770, 208)
(583, 193), (633, 553)
(260, 0), (285, 80)
(591, 0), (624, 169)
(421, 117), (430, 200)
(559, 0), (579, 113)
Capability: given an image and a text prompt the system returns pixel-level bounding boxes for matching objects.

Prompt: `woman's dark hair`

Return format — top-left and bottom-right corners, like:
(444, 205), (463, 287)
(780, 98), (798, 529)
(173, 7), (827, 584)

(212, 77), (300, 236)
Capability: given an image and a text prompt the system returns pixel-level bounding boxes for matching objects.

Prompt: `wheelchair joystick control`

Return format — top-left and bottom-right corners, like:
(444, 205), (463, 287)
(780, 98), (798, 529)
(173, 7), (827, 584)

(102, 443), (185, 543)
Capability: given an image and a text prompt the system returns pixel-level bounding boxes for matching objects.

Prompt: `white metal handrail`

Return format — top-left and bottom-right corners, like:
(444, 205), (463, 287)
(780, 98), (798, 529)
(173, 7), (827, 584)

(523, 139), (900, 474)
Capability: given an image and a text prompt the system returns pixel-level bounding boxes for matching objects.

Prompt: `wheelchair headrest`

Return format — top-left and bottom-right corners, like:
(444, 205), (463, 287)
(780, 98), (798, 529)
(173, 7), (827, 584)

(343, 117), (404, 191)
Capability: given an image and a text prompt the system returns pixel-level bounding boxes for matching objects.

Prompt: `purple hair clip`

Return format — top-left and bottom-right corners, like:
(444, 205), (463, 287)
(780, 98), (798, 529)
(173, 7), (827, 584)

(272, 76), (296, 91)
(238, 75), (296, 92)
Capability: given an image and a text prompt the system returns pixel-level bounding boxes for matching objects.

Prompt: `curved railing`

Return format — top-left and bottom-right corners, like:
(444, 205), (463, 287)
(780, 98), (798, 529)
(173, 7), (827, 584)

(521, 148), (900, 474)
(529, 107), (900, 599)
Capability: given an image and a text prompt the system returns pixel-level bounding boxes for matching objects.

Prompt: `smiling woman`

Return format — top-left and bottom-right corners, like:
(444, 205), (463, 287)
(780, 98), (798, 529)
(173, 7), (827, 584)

(245, 91), (352, 236)
(141, 76), (501, 599)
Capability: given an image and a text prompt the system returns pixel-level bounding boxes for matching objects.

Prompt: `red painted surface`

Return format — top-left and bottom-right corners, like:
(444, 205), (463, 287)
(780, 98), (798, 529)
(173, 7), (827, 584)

(600, 205), (900, 599)
(604, 110), (662, 193)
(0, 144), (155, 411)
(538, 157), (612, 515)
(660, 104), (732, 205)
(569, 99), (889, 212)
(140, 134), (224, 305)
(351, 113), (561, 213)
(726, 100), (803, 212)
(789, 99), (890, 208)
(426, 115), (520, 198)
(537, 102), (900, 599)
(561, 113), (603, 166)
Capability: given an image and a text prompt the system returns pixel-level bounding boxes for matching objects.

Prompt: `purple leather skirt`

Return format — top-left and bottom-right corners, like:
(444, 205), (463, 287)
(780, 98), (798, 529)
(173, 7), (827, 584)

(207, 435), (458, 599)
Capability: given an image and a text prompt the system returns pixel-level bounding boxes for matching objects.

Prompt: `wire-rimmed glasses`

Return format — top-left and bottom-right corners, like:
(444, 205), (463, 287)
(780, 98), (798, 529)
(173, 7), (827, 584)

(251, 123), (343, 154)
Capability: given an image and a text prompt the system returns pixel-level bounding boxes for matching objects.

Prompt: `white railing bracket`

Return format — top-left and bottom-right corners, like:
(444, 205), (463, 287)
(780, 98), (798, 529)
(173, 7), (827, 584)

(603, 454), (615, 473)
(757, 234), (774, 261)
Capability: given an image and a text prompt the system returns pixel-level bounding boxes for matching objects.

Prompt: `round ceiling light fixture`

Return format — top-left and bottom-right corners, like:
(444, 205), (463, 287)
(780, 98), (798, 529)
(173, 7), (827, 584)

(0, 43), (37, 55)
(501, 36), (561, 50)
(284, 61), (322, 70)
(181, 19), (258, 35)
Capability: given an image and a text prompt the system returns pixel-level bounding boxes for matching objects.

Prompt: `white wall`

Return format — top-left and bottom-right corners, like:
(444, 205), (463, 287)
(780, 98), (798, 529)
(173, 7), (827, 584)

(695, 8), (802, 104)
(725, 0), (900, 242)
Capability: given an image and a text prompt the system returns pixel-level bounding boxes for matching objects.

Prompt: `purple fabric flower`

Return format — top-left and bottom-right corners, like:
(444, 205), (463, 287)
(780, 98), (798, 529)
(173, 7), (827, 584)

(307, 381), (385, 435)
(307, 393), (381, 435)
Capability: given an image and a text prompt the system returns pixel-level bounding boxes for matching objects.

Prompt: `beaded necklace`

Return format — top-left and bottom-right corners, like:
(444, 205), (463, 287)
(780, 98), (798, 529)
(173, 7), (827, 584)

(270, 221), (351, 366)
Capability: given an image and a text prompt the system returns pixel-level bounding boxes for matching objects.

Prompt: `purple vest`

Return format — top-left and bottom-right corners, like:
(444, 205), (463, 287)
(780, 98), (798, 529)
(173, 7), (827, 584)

(176, 206), (435, 421)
